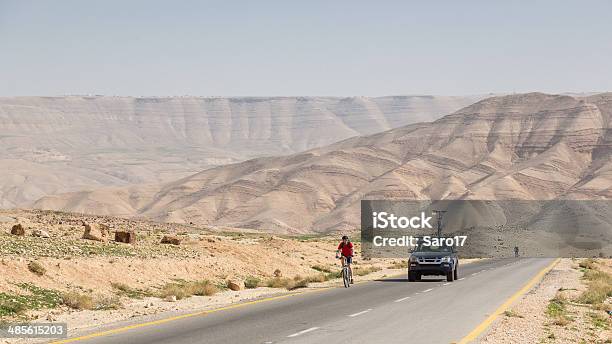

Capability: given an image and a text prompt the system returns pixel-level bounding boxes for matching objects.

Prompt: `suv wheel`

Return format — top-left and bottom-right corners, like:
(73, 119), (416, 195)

(408, 271), (416, 282)
(446, 270), (454, 282)
(454, 267), (458, 280)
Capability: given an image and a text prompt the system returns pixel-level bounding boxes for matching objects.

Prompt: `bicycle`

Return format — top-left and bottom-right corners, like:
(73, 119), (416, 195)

(339, 255), (352, 288)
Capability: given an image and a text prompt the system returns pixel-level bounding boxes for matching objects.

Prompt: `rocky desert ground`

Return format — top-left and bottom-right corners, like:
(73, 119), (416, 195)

(481, 258), (611, 344)
(0, 209), (407, 342)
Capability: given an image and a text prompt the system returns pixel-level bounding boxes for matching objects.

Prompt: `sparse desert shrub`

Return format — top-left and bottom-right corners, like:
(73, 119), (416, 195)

(94, 295), (122, 310)
(62, 292), (94, 310)
(552, 316), (571, 327)
(273, 269), (282, 277)
(305, 274), (327, 283)
(0, 299), (27, 316)
(311, 265), (332, 273)
(159, 283), (190, 300)
(111, 282), (152, 299)
(575, 267), (612, 305)
(188, 280), (218, 296)
(266, 277), (291, 289)
(0, 284), (63, 317)
(503, 309), (523, 318)
(354, 266), (381, 276)
(579, 258), (597, 270)
(325, 270), (343, 280)
(388, 261), (408, 269)
(287, 279), (309, 291)
(589, 312), (609, 329)
(244, 276), (261, 289)
(546, 294), (572, 326)
(158, 280), (217, 300)
(27, 261), (46, 276)
(546, 295), (566, 318)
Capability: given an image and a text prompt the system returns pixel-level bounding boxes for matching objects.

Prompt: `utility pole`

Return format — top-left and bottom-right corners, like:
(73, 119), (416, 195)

(431, 210), (447, 237)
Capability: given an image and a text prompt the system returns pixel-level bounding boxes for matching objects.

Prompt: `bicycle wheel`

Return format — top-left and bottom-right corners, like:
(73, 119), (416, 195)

(342, 267), (350, 288)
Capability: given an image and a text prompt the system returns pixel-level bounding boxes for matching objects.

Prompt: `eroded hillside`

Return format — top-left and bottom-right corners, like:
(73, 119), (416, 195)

(0, 95), (480, 207)
(34, 93), (612, 233)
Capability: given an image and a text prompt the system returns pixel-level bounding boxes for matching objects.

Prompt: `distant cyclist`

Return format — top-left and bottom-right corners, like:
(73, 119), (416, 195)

(514, 246), (519, 257)
(336, 235), (354, 284)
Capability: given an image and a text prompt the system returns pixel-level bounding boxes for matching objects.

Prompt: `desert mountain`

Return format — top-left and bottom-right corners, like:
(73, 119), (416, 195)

(0, 95), (481, 207)
(33, 93), (612, 234)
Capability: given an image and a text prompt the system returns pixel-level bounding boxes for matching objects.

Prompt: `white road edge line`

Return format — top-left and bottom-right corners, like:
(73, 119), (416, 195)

(443, 282), (450, 286)
(394, 296), (411, 303)
(287, 327), (319, 338)
(422, 288), (433, 293)
(458, 278), (465, 281)
(348, 309), (372, 317)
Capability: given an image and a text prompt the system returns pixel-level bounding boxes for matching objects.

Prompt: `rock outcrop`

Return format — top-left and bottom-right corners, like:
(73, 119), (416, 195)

(114, 230), (136, 244)
(160, 235), (181, 245)
(11, 223), (25, 236)
(82, 223), (109, 242)
(32, 229), (50, 238)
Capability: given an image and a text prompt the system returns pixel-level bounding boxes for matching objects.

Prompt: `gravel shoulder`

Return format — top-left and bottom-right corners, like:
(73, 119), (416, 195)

(480, 258), (611, 344)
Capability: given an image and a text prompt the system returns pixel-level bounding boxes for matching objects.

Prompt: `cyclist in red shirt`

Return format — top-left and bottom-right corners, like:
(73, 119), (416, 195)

(336, 235), (354, 283)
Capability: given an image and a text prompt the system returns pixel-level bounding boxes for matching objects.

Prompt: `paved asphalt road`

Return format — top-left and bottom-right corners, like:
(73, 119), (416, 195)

(55, 258), (555, 344)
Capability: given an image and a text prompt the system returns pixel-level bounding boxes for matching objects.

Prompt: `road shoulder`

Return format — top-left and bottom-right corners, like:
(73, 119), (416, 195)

(480, 258), (611, 344)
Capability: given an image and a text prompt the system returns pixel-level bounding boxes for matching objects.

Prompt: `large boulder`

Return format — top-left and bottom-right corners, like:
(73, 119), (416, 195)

(115, 230), (136, 244)
(82, 223), (109, 242)
(10, 224), (25, 236)
(32, 229), (50, 238)
(227, 280), (241, 291)
(160, 235), (181, 245)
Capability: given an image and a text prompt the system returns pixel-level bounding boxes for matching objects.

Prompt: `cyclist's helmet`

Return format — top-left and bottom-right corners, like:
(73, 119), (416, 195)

(342, 235), (349, 240)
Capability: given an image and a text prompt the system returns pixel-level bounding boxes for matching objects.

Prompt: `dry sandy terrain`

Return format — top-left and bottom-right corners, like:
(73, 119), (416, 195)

(35, 93), (612, 236)
(0, 209), (416, 342)
(0, 95), (481, 208)
(481, 258), (611, 344)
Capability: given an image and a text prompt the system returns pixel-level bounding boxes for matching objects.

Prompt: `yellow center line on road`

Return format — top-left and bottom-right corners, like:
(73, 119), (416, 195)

(51, 267), (400, 344)
(49, 260), (483, 343)
(49, 287), (331, 344)
(457, 258), (561, 344)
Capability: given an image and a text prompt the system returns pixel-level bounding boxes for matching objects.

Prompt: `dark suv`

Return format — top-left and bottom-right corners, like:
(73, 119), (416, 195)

(408, 242), (458, 282)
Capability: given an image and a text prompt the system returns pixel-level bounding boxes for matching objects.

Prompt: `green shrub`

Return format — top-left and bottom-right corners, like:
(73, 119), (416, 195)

(0, 283), (62, 317)
(244, 276), (261, 289)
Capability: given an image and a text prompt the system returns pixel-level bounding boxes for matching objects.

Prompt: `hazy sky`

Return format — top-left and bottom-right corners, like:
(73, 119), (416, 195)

(1, 0), (611, 96)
